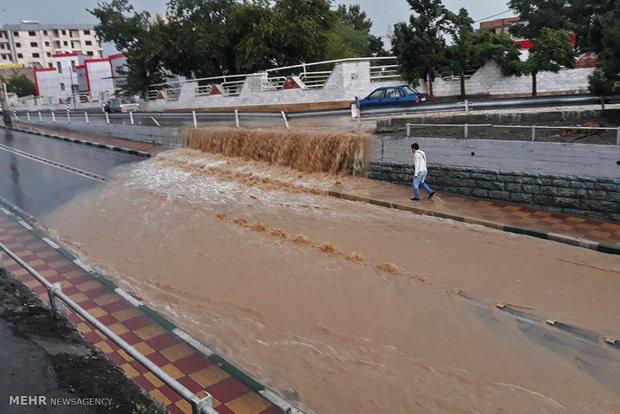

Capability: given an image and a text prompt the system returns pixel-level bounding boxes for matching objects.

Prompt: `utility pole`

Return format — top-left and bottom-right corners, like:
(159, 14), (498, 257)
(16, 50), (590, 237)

(1, 82), (13, 127)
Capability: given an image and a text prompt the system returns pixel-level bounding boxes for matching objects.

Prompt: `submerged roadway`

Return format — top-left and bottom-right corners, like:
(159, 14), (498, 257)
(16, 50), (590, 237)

(0, 128), (141, 216)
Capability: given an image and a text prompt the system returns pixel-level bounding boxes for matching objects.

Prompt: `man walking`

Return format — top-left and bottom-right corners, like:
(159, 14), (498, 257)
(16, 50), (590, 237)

(410, 143), (435, 201)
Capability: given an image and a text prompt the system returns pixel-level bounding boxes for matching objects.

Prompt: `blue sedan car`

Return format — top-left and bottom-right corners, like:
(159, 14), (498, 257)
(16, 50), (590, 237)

(357, 85), (428, 108)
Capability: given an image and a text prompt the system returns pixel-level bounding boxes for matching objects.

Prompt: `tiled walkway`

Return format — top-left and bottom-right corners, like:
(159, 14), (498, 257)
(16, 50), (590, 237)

(335, 183), (620, 248)
(0, 211), (282, 414)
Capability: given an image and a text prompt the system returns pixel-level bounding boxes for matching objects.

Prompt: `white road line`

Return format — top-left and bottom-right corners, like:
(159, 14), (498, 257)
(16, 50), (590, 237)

(73, 258), (95, 273)
(172, 328), (215, 357)
(42, 237), (60, 249)
(114, 288), (143, 307)
(17, 220), (33, 230)
(0, 143), (106, 182)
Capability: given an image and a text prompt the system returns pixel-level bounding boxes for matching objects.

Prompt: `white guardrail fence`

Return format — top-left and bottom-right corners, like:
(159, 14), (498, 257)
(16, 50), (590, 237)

(0, 242), (218, 414)
(405, 122), (620, 144)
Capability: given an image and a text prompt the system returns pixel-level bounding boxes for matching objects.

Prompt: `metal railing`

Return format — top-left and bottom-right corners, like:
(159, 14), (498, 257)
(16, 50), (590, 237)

(0, 242), (217, 414)
(405, 122), (620, 144)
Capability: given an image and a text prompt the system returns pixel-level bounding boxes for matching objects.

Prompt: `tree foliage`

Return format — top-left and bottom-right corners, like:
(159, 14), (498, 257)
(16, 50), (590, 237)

(391, 0), (451, 91)
(0, 72), (37, 97)
(90, 0), (387, 93)
(508, 0), (571, 40)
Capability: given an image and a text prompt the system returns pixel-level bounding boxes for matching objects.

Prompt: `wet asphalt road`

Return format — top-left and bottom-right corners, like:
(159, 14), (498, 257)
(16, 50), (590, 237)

(0, 129), (140, 217)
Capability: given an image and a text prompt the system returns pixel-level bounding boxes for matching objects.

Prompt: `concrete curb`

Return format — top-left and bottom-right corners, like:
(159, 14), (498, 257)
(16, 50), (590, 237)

(0, 125), (153, 159)
(328, 190), (620, 256)
(0, 202), (304, 414)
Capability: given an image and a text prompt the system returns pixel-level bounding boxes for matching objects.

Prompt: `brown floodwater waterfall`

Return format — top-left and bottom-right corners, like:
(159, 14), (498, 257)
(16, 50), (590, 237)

(41, 136), (620, 414)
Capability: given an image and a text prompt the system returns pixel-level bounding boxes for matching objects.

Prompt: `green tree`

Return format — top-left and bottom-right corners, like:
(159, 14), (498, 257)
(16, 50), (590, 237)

(0, 72), (36, 97)
(568, 0), (620, 53)
(392, 0), (451, 95)
(508, 0), (571, 40)
(523, 28), (577, 96)
(443, 8), (474, 98)
(587, 20), (620, 109)
(332, 4), (385, 57)
(89, 0), (166, 94)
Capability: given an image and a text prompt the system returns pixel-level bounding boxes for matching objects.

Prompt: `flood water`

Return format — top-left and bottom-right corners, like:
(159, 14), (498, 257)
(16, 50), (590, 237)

(42, 148), (620, 413)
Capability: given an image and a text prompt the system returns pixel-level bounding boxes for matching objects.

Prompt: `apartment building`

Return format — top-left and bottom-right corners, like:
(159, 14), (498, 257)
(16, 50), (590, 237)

(478, 17), (521, 36)
(0, 21), (103, 69)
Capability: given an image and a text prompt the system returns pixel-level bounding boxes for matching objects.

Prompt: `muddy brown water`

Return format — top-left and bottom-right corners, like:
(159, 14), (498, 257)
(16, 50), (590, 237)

(41, 147), (620, 414)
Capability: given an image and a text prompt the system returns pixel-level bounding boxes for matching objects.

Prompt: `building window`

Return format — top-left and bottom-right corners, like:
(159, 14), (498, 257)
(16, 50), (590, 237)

(0, 45), (3, 50)
(60, 83), (65, 91)
(62, 30), (66, 35)
(85, 40), (92, 46)
(84, 30), (90, 35)
(15, 42), (20, 48)
(13, 31), (19, 36)
(48, 63), (53, 68)
(30, 42), (38, 47)
(43, 30), (48, 35)
(17, 53), (23, 58)
(63, 41), (68, 46)
(45, 41), (49, 46)
(87, 51), (94, 56)
(28, 31), (36, 36)
(2, 55), (6, 60)
(71, 61), (76, 71)
(32, 53), (40, 58)
(57, 62), (62, 73)
(46, 52), (51, 57)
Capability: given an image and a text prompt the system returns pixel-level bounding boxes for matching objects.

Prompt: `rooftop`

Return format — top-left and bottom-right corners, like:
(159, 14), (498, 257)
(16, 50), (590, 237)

(1, 22), (95, 31)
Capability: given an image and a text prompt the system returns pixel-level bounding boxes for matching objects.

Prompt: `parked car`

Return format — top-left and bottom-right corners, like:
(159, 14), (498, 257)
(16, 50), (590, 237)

(103, 98), (140, 113)
(356, 85), (428, 108)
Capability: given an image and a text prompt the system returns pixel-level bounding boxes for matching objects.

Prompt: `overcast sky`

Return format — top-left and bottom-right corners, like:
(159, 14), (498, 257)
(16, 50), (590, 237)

(0, 0), (513, 52)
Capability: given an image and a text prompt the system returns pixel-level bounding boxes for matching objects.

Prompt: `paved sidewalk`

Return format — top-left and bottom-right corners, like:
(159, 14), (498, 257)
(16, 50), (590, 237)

(331, 180), (620, 250)
(0, 211), (283, 414)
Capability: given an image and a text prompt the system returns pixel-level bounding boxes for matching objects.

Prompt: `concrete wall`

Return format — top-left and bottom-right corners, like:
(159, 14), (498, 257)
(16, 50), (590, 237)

(369, 136), (620, 220)
(368, 162), (619, 221)
(86, 59), (114, 95)
(20, 120), (182, 147)
(143, 61), (396, 112)
(417, 61), (594, 97)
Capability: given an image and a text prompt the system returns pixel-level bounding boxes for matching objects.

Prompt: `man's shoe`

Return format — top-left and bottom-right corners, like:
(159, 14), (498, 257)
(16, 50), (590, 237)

(428, 191), (435, 200)
(410, 197), (420, 201)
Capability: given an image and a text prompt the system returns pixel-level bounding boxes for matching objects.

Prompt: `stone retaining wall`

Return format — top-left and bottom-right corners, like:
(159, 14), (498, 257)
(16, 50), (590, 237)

(368, 162), (620, 222)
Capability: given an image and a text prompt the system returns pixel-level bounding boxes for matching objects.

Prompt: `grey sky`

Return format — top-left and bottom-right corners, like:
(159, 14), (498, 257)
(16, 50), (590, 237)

(0, 0), (513, 51)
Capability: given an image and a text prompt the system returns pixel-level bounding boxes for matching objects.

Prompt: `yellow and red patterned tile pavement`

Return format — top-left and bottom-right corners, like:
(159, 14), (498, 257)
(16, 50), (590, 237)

(0, 211), (284, 414)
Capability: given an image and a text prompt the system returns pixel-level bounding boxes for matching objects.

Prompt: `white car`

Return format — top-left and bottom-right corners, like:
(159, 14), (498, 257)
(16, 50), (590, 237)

(104, 98), (140, 113)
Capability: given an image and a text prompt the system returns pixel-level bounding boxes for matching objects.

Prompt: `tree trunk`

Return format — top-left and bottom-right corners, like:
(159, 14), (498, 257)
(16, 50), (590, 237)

(532, 72), (537, 97)
(460, 71), (466, 99)
(600, 96), (605, 111)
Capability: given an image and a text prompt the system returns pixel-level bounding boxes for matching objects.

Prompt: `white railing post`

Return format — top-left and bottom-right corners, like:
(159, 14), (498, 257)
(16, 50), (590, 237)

(616, 127), (620, 146)
(0, 250), (3, 267)
(192, 110), (197, 128)
(105, 112), (110, 125)
(281, 111), (290, 129)
(464, 99), (469, 114)
(234, 109), (240, 128)
(51, 112), (56, 123)
(129, 111), (134, 125)
(47, 282), (66, 319)
(38, 111), (42, 122)
(464, 123), (468, 139)
(531, 125), (536, 142)
(406, 124), (411, 138)
(66, 110), (71, 124)
(26, 111), (30, 121)
(151, 116), (160, 127)
(84, 112), (89, 124)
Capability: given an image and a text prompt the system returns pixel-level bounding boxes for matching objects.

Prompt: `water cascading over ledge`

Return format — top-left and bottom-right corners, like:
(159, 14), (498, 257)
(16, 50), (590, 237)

(182, 127), (369, 175)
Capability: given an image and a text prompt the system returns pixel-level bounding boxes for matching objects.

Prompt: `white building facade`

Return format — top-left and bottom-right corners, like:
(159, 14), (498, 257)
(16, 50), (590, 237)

(0, 21), (103, 69)
(34, 53), (123, 99)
